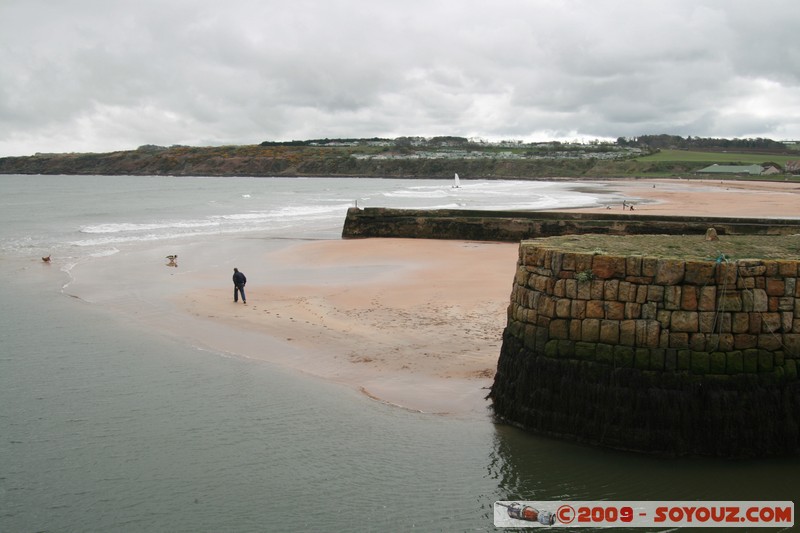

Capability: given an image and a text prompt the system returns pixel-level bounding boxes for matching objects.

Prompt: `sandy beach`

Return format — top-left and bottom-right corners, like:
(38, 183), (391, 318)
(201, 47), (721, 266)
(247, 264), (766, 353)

(67, 178), (800, 416)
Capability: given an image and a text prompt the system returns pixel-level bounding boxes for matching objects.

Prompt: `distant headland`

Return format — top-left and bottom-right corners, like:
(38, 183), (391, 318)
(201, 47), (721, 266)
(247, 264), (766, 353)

(1, 134), (798, 179)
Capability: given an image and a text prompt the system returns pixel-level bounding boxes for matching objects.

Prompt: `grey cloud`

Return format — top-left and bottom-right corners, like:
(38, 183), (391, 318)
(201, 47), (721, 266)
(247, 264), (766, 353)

(1, 0), (799, 156)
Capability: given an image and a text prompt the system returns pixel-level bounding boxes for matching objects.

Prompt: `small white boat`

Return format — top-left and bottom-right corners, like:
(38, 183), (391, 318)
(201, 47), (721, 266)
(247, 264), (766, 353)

(452, 173), (460, 188)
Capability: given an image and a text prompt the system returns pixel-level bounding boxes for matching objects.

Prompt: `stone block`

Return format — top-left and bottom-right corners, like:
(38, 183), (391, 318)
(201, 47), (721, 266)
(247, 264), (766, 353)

(514, 267), (529, 286)
(641, 302), (658, 320)
(716, 263), (738, 286)
(732, 313), (750, 333)
(549, 319), (570, 339)
(544, 339), (559, 358)
(657, 309), (672, 328)
(767, 296), (780, 313)
(738, 260), (766, 277)
(680, 286), (698, 310)
(764, 261), (779, 277)
(689, 333), (706, 351)
(638, 320), (661, 347)
(727, 351), (744, 374)
(719, 334), (735, 351)
(671, 311), (699, 332)
(646, 285), (664, 302)
(691, 351), (710, 374)
(589, 280), (604, 300)
(743, 349), (759, 373)
(573, 341), (595, 360)
(660, 330), (670, 348)
(614, 346), (635, 368)
(778, 261), (798, 277)
(565, 279), (577, 299)
(606, 301), (625, 320)
(558, 340), (576, 358)
(634, 348), (650, 370)
(624, 302), (641, 319)
(553, 279), (566, 297)
(718, 292), (743, 312)
(577, 281), (592, 300)
(650, 349), (665, 371)
(592, 255), (626, 279)
(618, 281), (636, 302)
(778, 297), (794, 312)
(698, 311), (717, 333)
(626, 255), (643, 276)
(758, 351), (774, 372)
(550, 251), (564, 273)
(749, 313), (762, 334)
(717, 312), (732, 333)
(655, 259), (685, 285)
(785, 278), (795, 297)
(766, 278), (785, 297)
(782, 312), (793, 332)
(761, 313), (782, 333)
(537, 295), (555, 317)
(586, 300), (605, 319)
(620, 320), (636, 345)
(635, 285), (649, 304)
(574, 253), (594, 273)
(684, 261), (716, 285)
(710, 351), (726, 374)
(734, 334), (758, 350)
(742, 288), (767, 311)
(698, 286), (717, 311)
(596, 343), (613, 364)
(561, 252), (577, 271)
(642, 257), (659, 277)
(664, 286), (682, 310)
(569, 319), (583, 340)
(570, 300), (586, 319)
(555, 298), (571, 318)
(738, 276), (755, 290)
(670, 332), (689, 349)
(755, 333), (781, 351)
(784, 334), (800, 358)
(581, 319), (600, 342)
(603, 279), (620, 300)
(599, 320), (620, 344)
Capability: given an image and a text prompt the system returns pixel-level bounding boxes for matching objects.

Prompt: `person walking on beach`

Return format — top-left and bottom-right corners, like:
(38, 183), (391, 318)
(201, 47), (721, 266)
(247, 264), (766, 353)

(232, 267), (247, 304)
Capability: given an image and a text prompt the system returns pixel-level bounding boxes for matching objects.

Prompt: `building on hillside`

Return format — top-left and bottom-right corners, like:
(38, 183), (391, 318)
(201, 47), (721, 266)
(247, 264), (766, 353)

(696, 164), (767, 175)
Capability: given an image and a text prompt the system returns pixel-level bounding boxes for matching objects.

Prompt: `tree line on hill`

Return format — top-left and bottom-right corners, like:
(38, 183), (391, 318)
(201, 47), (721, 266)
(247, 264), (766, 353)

(617, 134), (788, 152)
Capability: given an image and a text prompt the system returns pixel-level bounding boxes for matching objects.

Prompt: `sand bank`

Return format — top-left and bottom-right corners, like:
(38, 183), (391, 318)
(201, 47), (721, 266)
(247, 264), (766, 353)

(173, 238), (519, 416)
(559, 178), (800, 217)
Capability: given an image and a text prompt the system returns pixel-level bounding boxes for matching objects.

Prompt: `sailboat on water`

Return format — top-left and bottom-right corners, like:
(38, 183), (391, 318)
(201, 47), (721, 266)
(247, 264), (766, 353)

(452, 173), (460, 188)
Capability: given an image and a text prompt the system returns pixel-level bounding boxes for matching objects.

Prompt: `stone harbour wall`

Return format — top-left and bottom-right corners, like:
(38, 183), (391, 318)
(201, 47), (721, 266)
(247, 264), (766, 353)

(489, 241), (800, 457)
(342, 207), (800, 242)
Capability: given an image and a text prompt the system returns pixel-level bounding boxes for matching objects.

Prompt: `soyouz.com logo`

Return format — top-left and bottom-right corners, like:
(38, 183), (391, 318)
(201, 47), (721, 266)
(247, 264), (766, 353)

(493, 501), (794, 528)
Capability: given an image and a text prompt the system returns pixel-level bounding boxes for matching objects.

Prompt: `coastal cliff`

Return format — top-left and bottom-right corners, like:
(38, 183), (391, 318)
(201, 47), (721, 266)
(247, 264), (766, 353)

(489, 236), (800, 458)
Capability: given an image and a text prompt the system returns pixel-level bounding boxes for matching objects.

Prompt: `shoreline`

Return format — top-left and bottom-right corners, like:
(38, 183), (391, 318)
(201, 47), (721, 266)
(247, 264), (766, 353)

(63, 177), (800, 416)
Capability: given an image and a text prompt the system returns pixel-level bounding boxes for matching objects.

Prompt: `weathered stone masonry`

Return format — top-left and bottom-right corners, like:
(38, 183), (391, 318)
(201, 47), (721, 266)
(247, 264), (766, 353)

(490, 241), (800, 458)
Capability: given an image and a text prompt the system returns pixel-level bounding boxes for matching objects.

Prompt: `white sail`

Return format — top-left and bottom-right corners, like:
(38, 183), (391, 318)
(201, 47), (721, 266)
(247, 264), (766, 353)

(453, 173), (460, 188)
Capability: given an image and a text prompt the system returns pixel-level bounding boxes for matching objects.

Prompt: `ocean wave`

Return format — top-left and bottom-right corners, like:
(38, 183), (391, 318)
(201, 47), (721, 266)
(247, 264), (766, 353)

(80, 220), (220, 234)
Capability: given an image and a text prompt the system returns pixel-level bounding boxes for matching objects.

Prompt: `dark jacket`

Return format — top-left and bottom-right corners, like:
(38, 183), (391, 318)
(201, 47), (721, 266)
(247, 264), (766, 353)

(233, 271), (246, 286)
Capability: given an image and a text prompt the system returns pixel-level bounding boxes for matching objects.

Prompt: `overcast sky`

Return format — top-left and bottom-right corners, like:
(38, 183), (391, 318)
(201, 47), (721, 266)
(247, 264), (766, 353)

(1, 0), (799, 156)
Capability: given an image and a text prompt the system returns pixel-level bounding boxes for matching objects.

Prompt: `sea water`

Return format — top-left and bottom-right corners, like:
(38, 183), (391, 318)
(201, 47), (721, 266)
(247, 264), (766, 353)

(1, 175), (798, 532)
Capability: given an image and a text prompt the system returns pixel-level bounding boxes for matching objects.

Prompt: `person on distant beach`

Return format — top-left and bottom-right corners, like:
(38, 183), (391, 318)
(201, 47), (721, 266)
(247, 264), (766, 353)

(232, 267), (247, 304)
